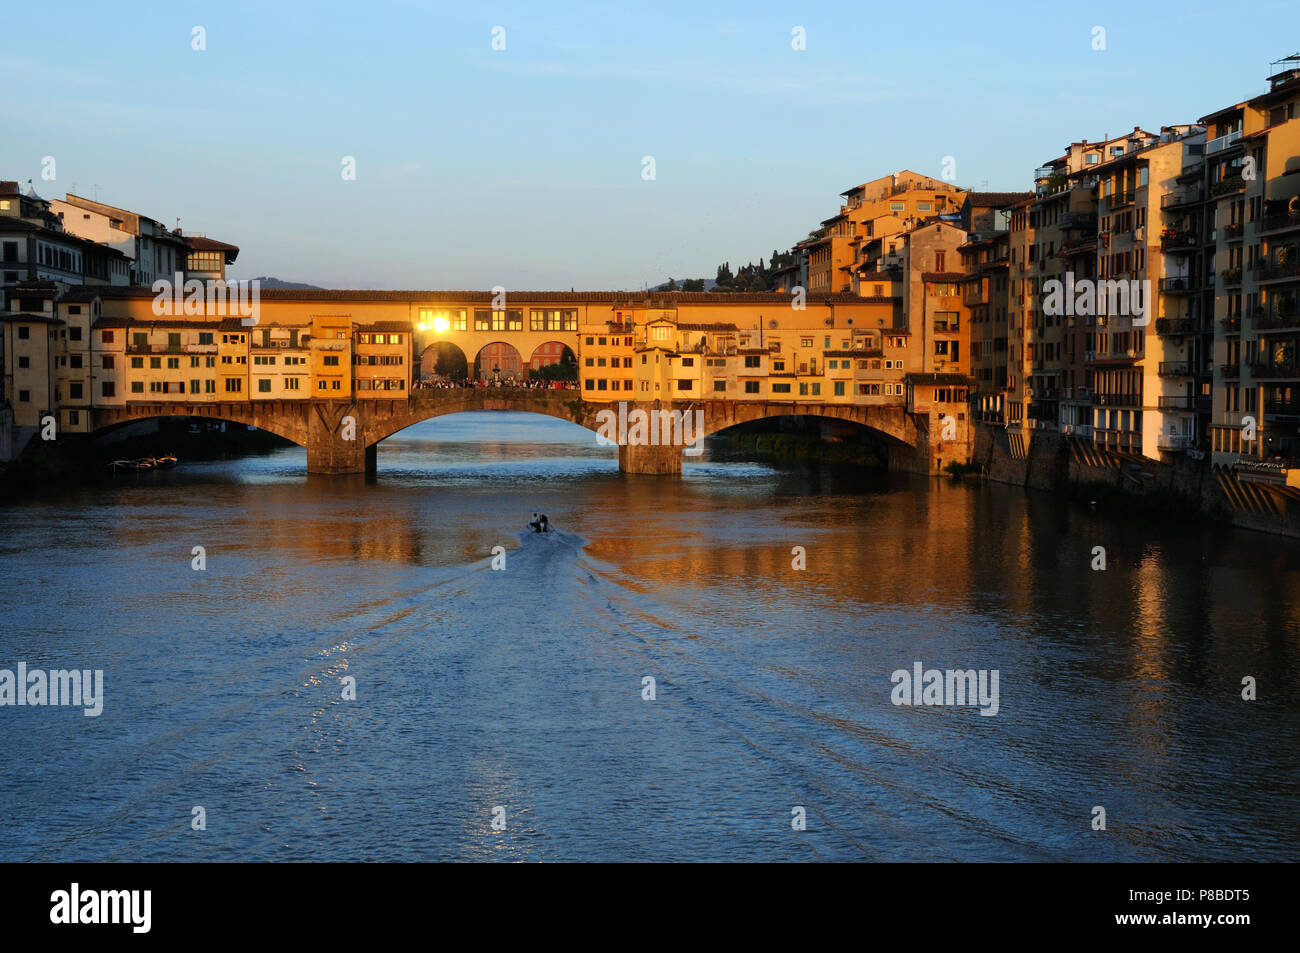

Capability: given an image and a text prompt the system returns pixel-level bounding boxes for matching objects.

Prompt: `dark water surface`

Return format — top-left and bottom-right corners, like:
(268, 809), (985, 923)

(1, 412), (1297, 861)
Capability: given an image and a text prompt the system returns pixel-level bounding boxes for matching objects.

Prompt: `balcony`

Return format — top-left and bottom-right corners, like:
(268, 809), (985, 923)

(1095, 392), (1142, 407)
(1160, 231), (1199, 253)
(1205, 129), (1243, 154)
(1221, 267), (1243, 286)
(185, 343), (218, 354)
(1263, 399), (1300, 417)
(1157, 395), (1209, 411)
(1249, 361), (1300, 380)
(1210, 175), (1246, 197)
(1260, 209), (1300, 236)
(1256, 258), (1300, 283)
(1220, 363), (1241, 379)
(1157, 433), (1196, 451)
(1155, 317), (1200, 335)
(1159, 276), (1195, 293)
(1221, 316), (1242, 333)
(1161, 189), (1202, 210)
(1224, 222), (1244, 240)
(1254, 303), (1300, 331)
(1059, 211), (1098, 230)
(1235, 456), (1300, 488)
(1158, 361), (1193, 377)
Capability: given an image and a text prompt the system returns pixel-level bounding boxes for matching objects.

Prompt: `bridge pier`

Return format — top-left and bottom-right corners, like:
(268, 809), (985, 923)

(618, 442), (682, 475)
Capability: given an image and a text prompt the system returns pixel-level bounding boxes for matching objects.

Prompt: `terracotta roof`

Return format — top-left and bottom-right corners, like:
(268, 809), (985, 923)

(0, 311), (65, 323)
(75, 287), (878, 306)
(907, 372), (971, 385)
(355, 321), (412, 332)
(966, 191), (1033, 208)
(677, 322), (738, 331)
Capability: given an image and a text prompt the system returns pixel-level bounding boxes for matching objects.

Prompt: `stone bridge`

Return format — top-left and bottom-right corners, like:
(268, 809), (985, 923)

(91, 388), (934, 474)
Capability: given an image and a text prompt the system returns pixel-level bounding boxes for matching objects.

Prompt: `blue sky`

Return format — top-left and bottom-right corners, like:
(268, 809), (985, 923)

(2, 0), (1296, 289)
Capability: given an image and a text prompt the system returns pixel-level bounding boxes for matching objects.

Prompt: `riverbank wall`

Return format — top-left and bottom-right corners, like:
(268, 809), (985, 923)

(972, 424), (1300, 538)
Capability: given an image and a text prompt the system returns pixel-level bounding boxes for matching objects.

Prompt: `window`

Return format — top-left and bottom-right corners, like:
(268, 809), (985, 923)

(102, 356), (115, 369)
(676, 379), (694, 391)
(150, 357), (161, 369)
(834, 381), (845, 396)
(771, 383), (791, 393)
(167, 357), (179, 369)
(323, 355), (339, 366)
(130, 382), (143, 394)
(16, 356), (28, 369)
(102, 382), (115, 397)
(890, 202), (904, 211)
(744, 355), (761, 368)
(131, 357), (144, 368)
(258, 379), (271, 393)
(713, 380), (727, 392)
(102, 330), (114, 344)
(744, 381), (760, 394)
(17, 326), (29, 340)
(285, 378), (299, 391)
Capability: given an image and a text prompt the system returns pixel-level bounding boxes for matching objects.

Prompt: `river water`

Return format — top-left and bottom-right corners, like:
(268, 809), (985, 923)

(1, 411), (1297, 861)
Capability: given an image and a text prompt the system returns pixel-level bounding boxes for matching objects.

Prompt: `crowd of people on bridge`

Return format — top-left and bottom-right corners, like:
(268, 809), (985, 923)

(412, 377), (579, 391)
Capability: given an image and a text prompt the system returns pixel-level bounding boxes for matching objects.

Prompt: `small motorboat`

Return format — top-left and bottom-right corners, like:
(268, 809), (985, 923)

(154, 454), (178, 469)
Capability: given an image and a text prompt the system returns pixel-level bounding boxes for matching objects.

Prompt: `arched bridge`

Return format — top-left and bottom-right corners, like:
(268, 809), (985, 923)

(91, 388), (938, 475)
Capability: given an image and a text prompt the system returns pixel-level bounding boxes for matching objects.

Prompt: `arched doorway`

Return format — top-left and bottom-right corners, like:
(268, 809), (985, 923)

(474, 342), (522, 383)
(420, 341), (469, 382)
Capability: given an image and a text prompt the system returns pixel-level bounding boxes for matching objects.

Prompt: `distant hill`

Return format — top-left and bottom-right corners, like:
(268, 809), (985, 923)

(652, 278), (717, 292)
(249, 277), (323, 290)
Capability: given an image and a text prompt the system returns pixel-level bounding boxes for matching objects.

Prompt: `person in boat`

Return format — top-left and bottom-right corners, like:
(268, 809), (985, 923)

(528, 513), (541, 533)
(538, 514), (549, 533)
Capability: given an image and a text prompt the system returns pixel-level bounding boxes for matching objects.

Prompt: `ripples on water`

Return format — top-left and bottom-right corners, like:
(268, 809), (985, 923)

(0, 412), (1297, 861)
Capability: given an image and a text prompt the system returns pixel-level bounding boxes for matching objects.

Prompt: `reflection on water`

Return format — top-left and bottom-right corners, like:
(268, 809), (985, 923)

(0, 411), (1297, 861)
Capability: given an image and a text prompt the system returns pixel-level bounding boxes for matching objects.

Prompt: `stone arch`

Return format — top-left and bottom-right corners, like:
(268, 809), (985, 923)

(418, 340), (469, 382)
(90, 404), (312, 448)
(474, 342), (523, 382)
(529, 341), (576, 371)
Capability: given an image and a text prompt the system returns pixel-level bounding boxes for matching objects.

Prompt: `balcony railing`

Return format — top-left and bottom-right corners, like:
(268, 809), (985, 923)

(1059, 211), (1098, 230)
(1159, 276), (1195, 292)
(1157, 433), (1196, 451)
(1205, 129), (1243, 154)
(1260, 210), (1300, 235)
(1161, 189), (1202, 209)
(1250, 361), (1300, 379)
(1160, 231), (1199, 253)
(1224, 222), (1244, 239)
(1254, 304), (1300, 331)
(1221, 268), (1243, 285)
(1096, 392), (1142, 406)
(1157, 395), (1209, 411)
(1221, 316), (1241, 333)
(1155, 317), (1200, 335)
(1263, 399), (1300, 416)
(1210, 175), (1247, 197)
(1256, 259), (1300, 282)
(1220, 364), (1241, 378)
(1158, 361), (1193, 377)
